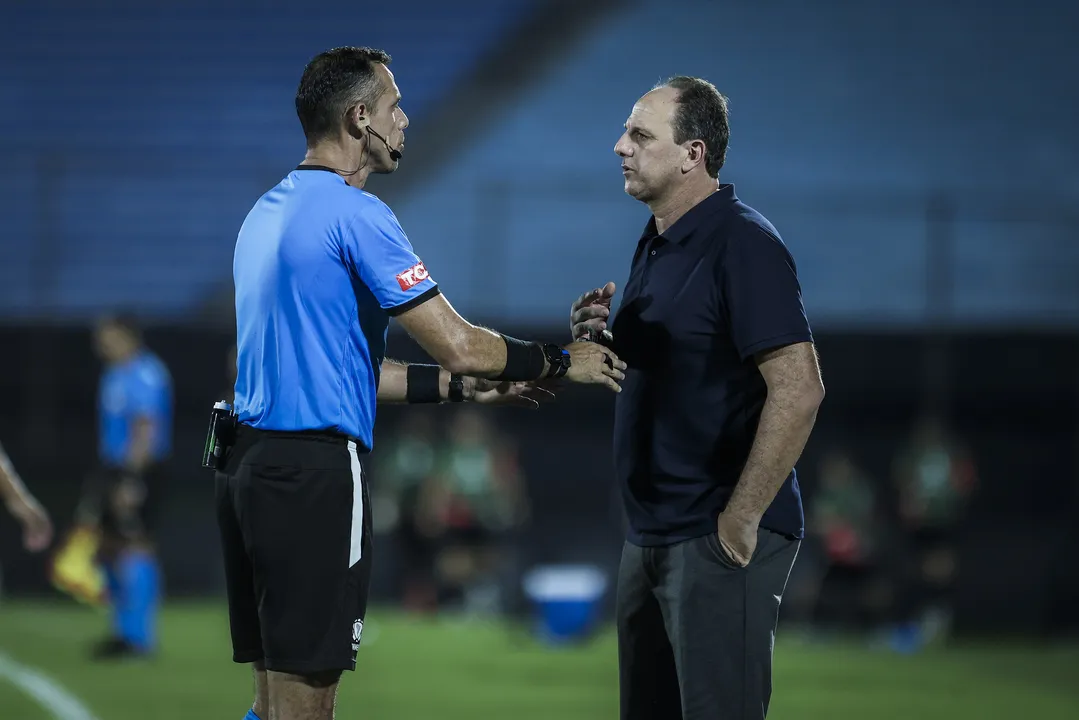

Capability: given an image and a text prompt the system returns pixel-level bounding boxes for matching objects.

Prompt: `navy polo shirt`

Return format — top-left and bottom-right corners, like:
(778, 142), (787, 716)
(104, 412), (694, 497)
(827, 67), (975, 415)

(232, 166), (439, 451)
(610, 184), (813, 546)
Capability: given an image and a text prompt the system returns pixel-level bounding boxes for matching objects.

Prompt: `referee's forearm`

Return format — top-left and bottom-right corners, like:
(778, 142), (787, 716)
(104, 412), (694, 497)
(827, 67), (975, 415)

(435, 325), (507, 378)
(394, 294), (550, 380)
(376, 360), (410, 403)
(376, 359), (469, 404)
(726, 392), (820, 521)
(442, 326), (554, 380)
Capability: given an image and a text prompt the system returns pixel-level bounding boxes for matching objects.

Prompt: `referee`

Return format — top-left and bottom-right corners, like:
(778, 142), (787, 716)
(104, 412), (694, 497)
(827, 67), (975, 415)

(218, 47), (625, 720)
(571, 78), (825, 719)
(86, 313), (172, 660)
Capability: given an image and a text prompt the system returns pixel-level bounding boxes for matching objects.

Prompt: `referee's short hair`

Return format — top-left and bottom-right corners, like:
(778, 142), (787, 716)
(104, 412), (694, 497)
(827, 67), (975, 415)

(654, 76), (730, 178)
(295, 46), (392, 147)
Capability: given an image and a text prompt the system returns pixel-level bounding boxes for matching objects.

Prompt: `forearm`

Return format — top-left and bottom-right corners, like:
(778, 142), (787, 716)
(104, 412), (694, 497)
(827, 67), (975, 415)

(726, 391), (821, 521)
(395, 294), (555, 382)
(377, 360), (411, 403)
(377, 359), (477, 405)
(0, 443), (29, 507)
(443, 325), (551, 380)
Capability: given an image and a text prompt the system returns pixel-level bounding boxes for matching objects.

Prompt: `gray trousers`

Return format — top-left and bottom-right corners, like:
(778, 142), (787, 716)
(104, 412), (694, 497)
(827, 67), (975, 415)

(617, 528), (800, 720)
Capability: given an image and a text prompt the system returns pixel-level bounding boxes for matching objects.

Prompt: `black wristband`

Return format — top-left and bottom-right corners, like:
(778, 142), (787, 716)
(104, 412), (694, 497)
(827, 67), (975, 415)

(494, 335), (546, 381)
(406, 364), (442, 404)
(449, 374), (466, 403)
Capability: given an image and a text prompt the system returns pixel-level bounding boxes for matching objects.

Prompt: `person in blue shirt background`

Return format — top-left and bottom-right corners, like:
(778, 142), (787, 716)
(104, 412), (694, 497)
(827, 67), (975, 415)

(79, 312), (173, 660)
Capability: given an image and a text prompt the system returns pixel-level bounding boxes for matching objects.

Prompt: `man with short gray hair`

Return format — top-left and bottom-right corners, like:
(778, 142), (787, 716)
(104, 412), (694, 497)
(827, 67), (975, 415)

(571, 76), (825, 719)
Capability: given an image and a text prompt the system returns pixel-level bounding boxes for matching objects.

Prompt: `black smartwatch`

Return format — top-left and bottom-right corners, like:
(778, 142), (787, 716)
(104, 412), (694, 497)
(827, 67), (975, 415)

(448, 374), (466, 403)
(542, 343), (571, 379)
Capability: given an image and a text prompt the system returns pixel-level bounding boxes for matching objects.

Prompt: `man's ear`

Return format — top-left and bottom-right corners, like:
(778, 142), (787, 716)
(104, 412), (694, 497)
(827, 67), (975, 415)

(682, 139), (706, 174)
(346, 104), (370, 139)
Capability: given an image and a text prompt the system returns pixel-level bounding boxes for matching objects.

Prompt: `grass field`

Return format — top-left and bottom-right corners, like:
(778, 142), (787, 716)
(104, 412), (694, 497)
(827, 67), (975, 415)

(1, 601), (1077, 719)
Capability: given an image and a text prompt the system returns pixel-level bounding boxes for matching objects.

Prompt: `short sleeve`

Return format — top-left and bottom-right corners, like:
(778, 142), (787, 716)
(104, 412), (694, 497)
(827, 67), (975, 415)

(342, 200), (440, 315)
(720, 225), (813, 361)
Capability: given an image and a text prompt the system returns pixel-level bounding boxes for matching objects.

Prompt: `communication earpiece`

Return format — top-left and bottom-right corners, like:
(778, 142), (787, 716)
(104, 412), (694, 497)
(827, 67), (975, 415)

(346, 114), (370, 140)
(349, 113), (402, 161)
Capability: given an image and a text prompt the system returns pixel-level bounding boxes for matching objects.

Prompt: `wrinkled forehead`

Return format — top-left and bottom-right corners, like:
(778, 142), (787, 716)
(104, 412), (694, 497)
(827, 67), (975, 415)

(625, 87), (678, 136)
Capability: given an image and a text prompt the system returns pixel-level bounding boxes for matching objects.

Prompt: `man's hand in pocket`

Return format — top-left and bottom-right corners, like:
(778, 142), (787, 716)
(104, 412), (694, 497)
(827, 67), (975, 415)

(717, 510), (759, 567)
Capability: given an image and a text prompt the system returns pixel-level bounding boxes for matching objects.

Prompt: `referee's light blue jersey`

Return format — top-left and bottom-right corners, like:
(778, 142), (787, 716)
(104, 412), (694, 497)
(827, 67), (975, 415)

(232, 166), (439, 450)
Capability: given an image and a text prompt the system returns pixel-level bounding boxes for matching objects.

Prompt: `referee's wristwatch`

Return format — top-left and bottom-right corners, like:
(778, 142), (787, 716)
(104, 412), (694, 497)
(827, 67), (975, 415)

(448, 374), (466, 403)
(542, 343), (571, 379)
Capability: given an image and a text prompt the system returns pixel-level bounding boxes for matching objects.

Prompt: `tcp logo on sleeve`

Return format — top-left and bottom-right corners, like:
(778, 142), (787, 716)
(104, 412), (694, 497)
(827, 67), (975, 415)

(396, 261), (430, 291)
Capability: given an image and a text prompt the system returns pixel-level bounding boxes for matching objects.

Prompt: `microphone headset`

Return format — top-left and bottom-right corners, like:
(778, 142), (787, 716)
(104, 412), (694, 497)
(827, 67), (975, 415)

(314, 115), (402, 178)
(367, 126), (402, 161)
(356, 115), (402, 161)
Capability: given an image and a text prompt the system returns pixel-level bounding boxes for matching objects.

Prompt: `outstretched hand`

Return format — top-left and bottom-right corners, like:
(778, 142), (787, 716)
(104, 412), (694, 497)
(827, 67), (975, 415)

(564, 340), (626, 393)
(470, 379), (556, 409)
(570, 281), (617, 342)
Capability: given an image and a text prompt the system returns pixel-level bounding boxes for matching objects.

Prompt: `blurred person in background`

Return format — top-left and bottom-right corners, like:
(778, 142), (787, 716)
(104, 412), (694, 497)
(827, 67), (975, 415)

(75, 313), (173, 660)
(571, 76), (824, 719)
(0, 442), (53, 554)
(420, 408), (529, 616)
(806, 449), (891, 636)
(372, 414), (440, 612)
(219, 46), (622, 720)
(889, 413), (976, 651)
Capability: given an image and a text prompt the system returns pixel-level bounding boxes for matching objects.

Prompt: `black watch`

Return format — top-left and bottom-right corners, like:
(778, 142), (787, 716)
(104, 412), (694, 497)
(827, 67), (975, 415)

(542, 343), (571, 379)
(448, 374), (466, 403)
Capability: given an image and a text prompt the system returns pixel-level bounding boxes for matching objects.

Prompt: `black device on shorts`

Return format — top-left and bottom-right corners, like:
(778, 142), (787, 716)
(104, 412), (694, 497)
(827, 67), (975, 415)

(202, 401), (237, 471)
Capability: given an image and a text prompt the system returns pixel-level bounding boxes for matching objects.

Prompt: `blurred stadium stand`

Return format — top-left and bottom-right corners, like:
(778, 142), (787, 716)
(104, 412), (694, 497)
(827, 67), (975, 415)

(0, 0), (547, 319)
(1, 0), (1078, 643)
(390, 0), (1079, 326)
(2, 0), (1076, 326)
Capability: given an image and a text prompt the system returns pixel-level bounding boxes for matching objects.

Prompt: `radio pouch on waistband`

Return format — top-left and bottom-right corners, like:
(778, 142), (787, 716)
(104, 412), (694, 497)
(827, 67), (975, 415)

(201, 401), (237, 471)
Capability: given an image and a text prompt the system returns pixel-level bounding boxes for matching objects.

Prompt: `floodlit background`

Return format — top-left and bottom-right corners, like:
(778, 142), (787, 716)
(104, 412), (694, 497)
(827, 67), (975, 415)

(2, 1), (1079, 718)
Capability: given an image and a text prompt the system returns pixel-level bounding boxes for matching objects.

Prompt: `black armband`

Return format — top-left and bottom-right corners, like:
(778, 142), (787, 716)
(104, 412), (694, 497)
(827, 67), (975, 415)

(406, 364), (443, 404)
(494, 335), (546, 381)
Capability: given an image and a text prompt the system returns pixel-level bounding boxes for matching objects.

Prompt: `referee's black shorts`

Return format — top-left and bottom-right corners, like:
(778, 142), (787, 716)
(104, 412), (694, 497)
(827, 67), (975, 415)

(214, 424), (373, 675)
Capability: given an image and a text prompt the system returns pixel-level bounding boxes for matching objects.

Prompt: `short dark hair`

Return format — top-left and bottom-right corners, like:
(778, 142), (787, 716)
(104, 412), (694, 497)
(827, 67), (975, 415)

(656, 76), (730, 178)
(295, 46), (392, 146)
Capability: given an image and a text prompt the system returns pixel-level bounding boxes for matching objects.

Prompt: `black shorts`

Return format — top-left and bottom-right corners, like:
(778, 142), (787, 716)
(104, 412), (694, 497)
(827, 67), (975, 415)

(215, 425), (373, 674)
(93, 462), (167, 546)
